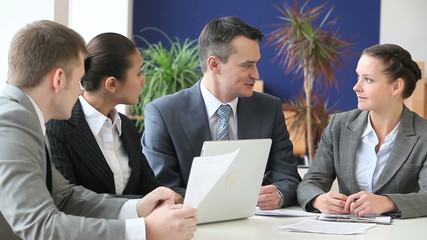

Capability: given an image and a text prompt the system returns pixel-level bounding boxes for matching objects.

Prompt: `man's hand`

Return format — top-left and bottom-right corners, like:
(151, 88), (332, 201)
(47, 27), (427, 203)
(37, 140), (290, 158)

(145, 204), (197, 240)
(312, 192), (350, 214)
(258, 185), (280, 210)
(136, 187), (176, 217)
(344, 191), (398, 216)
(174, 192), (184, 204)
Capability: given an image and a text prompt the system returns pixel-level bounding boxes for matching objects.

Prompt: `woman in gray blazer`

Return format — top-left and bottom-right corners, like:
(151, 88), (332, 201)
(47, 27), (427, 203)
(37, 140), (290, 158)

(297, 43), (426, 219)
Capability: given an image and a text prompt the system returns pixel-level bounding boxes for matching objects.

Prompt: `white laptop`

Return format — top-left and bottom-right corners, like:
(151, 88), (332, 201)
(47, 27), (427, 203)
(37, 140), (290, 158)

(184, 139), (272, 224)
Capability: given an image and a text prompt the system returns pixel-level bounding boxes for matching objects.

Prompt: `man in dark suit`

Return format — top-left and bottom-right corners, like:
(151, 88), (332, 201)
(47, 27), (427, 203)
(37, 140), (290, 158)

(142, 16), (301, 209)
(0, 20), (196, 240)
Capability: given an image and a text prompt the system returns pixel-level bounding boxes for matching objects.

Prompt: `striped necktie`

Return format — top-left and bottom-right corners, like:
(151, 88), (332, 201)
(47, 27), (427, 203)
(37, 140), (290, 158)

(217, 104), (232, 140)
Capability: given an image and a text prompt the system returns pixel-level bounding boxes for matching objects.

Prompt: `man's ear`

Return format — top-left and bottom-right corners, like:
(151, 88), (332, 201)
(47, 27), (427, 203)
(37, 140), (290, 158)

(207, 56), (220, 73)
(104, 76), (117, 92)
(52, 68), (65, 93)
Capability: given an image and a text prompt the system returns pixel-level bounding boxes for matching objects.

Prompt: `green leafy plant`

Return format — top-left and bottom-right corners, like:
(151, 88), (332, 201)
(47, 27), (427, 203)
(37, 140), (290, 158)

(130, 28), (202, 132)
(266, 0), (352, 163)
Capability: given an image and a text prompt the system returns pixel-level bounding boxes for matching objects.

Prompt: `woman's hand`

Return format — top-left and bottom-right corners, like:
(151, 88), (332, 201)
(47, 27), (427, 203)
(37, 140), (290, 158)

(344, 191), (398, 216)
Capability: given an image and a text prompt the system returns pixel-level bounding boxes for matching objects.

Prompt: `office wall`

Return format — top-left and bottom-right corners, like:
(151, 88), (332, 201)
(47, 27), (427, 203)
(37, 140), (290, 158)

(381, 0), (427, 81)
(132, 0), (380, 112)
(1, 1), (425, 111)
(0, 0), (55, 91)
(0, 0), (132, 113)
(68, 0), (133, 43)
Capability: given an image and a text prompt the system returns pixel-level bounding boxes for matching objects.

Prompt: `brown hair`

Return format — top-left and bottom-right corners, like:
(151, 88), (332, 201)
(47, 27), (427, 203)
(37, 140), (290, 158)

(8, 20), (87, 87)
(363, 44), (422, 99)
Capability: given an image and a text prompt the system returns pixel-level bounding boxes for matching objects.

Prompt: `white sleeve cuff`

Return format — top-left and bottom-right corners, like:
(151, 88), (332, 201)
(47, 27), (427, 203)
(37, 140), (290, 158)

(119, 199), (140, 219)
(124, 218), (146, 240)
(120, 200), (146, 240)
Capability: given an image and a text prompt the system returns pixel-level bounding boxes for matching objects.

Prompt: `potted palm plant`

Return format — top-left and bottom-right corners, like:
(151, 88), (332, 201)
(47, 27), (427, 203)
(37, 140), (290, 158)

(282, 91), (336, 161)
(130, 28), (202, 132)
(266, 0), (352, 163)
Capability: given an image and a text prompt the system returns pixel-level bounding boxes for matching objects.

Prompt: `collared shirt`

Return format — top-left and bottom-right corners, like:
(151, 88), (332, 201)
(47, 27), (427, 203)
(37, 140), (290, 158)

(27, 94), (46, 136)
(79, 96), (131, 195)
(354, 114), (400, 192)
(200, 79), (238, 140)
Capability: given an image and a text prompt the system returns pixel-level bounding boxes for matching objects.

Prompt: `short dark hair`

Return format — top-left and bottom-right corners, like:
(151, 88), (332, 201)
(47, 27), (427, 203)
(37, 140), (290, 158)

(198, 16), (264, 72)
(81, 32), (138, 91)
(363, 44), (422, 99)
(8, 20), (87, 87)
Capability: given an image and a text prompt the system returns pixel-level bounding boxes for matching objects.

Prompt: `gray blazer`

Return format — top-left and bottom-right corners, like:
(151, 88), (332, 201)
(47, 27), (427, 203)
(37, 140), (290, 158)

(0, 85), (128, 239)
(142, 81), (301, 206)
(297, 106), (427, 218)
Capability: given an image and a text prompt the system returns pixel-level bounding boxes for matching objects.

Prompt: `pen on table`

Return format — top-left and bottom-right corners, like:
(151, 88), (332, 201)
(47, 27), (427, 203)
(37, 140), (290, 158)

(335, 218), (371, 223)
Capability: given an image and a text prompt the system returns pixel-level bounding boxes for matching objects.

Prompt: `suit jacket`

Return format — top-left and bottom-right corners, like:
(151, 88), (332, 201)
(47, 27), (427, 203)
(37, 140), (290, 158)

(297, 106), (427, 218)
(46, 100), (160, 197)
(142, 81), (301, 206)
(0, 85), (128, 239)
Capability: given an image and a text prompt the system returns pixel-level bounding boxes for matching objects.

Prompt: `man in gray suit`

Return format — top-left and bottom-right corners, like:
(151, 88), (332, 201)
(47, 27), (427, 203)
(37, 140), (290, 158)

(0, 20), (196, 240)
(142, 16), (301, 210)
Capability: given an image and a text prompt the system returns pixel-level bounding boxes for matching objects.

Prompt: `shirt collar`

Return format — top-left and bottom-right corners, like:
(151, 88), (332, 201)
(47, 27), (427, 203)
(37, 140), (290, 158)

(361, 114), (374, 138)
(362, 113), (400, 143)
(79, 96), (122, 136)
(27, 94), (46, 136)
(385, 120), (400, 143)
(200, 78), (238, 119)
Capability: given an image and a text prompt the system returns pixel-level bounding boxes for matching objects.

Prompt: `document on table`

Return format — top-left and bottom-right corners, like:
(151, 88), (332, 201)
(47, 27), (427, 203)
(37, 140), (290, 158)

(280, 219), (376, 235)
(255, 207), (320, 217)
(317, 213), (392, 225)
(183, 149), (239, 208)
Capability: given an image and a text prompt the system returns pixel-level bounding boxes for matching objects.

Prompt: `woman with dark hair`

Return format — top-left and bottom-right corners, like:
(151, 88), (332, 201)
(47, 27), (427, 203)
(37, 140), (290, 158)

(46, 33), (181, 201)
(297, 43), (427, 218)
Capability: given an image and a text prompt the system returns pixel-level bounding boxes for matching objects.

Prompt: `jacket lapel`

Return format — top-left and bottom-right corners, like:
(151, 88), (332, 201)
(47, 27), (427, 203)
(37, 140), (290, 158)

(237, 97), (262, 139)
(66, 101), (115, 192)
(373, 106), (418, 192)
(180, 81), (211, 157)
(120, 115), (140, 193)
(340, 110), (368, 193)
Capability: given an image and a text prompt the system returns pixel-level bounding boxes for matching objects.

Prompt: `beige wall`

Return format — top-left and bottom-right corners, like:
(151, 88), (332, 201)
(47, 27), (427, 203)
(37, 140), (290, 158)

(381, 0), (427, 75)
(0, 0), (132, 113)
(0, 0), (55, 91)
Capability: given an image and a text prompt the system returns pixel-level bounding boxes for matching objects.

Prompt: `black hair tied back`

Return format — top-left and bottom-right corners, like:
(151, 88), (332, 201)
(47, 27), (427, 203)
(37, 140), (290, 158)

(81, 56), (96, 90)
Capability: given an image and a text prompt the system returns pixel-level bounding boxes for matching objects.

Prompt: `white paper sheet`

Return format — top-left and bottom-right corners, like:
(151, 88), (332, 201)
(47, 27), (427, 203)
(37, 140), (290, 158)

(183, 149), (239, 208)
(280, 219), (376, 235)
(255, 207), (320, 217)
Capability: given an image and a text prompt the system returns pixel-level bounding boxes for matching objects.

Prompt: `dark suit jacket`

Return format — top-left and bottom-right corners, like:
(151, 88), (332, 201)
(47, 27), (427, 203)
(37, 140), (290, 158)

(0, 85), (127, 239)
(297, 106), (427, 218)
(46, 100), (160, 197)
(142, 81), (301, 206)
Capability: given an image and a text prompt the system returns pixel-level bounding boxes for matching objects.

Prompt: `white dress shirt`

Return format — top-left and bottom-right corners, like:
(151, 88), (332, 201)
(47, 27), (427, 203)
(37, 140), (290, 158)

(29, 95), (145, 240)
(200, 78), (238, 140)
(79, 96), (131, 195)
(355, 114), (400, 192)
